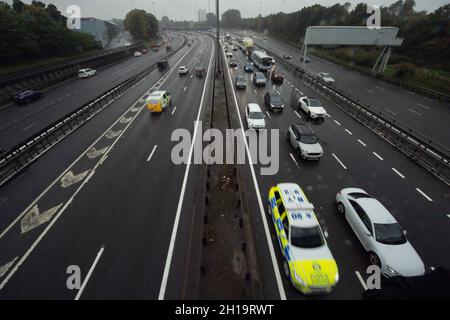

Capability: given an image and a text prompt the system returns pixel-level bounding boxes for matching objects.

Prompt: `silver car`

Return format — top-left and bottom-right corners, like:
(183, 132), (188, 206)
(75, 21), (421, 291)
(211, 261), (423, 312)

(287, 123), (323, 160)
(336, 188), (425, 277)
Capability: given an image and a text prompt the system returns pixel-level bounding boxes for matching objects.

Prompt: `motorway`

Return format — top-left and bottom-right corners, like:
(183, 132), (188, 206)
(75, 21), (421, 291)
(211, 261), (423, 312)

(243, 33), (450, 150)
(0, 31), (448, 300)
(223, 41), (450, 299)
(0, 32), (185, 150)
(0, 33), (214, 298)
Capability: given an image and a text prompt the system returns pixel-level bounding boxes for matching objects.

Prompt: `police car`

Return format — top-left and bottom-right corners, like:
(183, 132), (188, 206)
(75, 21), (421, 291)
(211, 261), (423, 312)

(146, 90), (172, 113)
(267, 183), (339, 294)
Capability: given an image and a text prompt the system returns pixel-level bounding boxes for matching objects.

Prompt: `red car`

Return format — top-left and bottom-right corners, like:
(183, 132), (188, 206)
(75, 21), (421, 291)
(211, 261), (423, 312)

(141, 48), (148, 54)
(271, 70), (284, 84)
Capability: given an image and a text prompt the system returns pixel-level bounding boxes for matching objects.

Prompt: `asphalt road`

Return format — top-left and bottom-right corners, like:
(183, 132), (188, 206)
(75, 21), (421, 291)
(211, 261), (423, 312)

(0, 33), (214, 299)
(235, 32), (450, 151)
(0, 32), (184, 150)
(223, 43), (450, 300)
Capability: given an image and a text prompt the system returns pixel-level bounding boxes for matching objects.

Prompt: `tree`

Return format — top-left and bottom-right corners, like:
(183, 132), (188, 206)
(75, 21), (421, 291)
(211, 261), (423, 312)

(206, 12), (216, 27)
(12, 0), (24, 13)
(221, 9), (241, 28)
(124, 9), (159, 40)
(161, 16), (170, 26)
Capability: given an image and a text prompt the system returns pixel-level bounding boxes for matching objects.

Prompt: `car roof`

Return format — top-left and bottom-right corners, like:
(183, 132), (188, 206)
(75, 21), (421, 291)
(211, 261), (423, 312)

(294, 123), (314, 135)
(148, 90), (166, 98)
(354, 198), (397, 224)
(276, 183), (318, 228)
(247, 103), (261, 111)
(268, 90), (281, 96)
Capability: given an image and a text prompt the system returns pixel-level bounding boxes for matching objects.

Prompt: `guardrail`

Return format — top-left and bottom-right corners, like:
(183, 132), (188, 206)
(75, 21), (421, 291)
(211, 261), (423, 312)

(0, 37), (186, 187)
(263, 46), (450, 185)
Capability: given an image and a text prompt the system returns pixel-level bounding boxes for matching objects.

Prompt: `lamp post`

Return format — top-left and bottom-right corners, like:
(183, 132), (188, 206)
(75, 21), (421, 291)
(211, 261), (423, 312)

(216, 0), (221, 74)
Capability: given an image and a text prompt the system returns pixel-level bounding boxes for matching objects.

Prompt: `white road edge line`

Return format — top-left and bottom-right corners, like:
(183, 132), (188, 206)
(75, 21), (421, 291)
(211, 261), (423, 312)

(355, 271), (368, 291)
(416, 188), (433, 202)
(147, 145), (158, 162)
(74, 246), (104, 300)
(220, 43), (287, 300)
(373, 152), (384, 161)
(0, 45), (195, 290)
(392, 167), (406, 179)
(158, 37), (214, 300)
(332, 153), (347, 170)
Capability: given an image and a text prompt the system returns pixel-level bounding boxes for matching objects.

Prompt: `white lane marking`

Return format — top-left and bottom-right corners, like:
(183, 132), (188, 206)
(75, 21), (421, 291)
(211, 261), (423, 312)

(334, 120), (341, 126)
(447, 214), (450, 219)
(430, 266), (435, 271)
(20, 122), (36, 132)
(373, 152), (384, 161)
(416, 103), (430, 110)
(355, 271), (368, 291)
(384, 108), (397, 116)
(416, 188), (433, 202)
(0, 257), (18, 279)
(254, 90), (257, 94)
(357, 139), (367, 147)
(60, 170), (90, 188)
(158, 37), (214, 300)
(0, 45), (195, 290)
(290, 153), (300, 168)
(392, 168), (406, 179)
(365, 89), (374, 94)
(20, 203), (63, 234)
(265, 111), (271, 119)
(375, 86), (385, 91)
(171, 106), (177, 115)
(408, 108), (422, 116)
(289, 83), (294, 88)
(190, 74), (193, 78)
(86, 147), (109, 159)
(345, 129), (353, 135)
(120, 117), (133, 124)
(294, 111), (302, 119)
(332, 153), (347, 170)
(219, 43), (286, 300)
(146, 145), (158, 162)
(75, 246), (104, 300)
(183, 86), (187, 92)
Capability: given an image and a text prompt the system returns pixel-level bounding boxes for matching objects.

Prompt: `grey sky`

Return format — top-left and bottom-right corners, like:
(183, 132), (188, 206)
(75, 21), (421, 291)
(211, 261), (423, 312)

(6, 0), (450, 20)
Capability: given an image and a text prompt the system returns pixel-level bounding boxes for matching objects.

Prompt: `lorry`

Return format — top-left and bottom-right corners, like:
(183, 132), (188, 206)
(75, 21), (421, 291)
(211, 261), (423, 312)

(242, 37), (254, 56)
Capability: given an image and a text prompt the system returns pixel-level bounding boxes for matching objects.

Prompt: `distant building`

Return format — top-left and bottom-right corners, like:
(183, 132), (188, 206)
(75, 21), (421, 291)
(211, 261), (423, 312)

(75, 17), (121, 48)
(198, 9), (207, 22)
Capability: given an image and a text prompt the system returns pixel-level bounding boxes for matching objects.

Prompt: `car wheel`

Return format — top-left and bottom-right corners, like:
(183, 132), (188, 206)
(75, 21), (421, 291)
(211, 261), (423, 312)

(369, 252), (381, 267)
(337, 202), (345, 214)
(283, 259), (290, 279)
(308, 111), (312, 119)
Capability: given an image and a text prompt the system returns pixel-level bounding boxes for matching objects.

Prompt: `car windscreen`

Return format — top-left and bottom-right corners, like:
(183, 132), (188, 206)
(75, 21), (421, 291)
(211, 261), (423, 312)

(262, 58), (272, 66)
(249, 111), (264, 119)
(309, 99), (322, 107)
(236, 76), (245, 82)
(148, 98), (160, 105)
(374, 223), (407, 245)
(291, 226), (325, 248)
(299, 134), (318, 144)
(321, 73), (330, 77)
(256, 73), (265, 80)
(270, 95), (282, 103)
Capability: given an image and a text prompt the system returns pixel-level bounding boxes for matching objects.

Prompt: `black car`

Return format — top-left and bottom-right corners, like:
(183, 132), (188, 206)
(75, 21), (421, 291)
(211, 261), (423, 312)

(157, 60), (169, 70)
(13, 90), (43, 104)
(264, 91), (284, 111)
(244, 63), (254, 73)
(235, 75), (247, 89)
(229, 60), (238, 67)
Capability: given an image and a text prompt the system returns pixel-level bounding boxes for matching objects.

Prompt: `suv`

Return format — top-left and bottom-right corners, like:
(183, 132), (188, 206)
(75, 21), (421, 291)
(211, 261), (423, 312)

(287, 123), (323, 160)
(253, 72), (267, 87)
(235, 75), (247, 89)
(264, 91), (284, 112)
(245, 103), (265, 130)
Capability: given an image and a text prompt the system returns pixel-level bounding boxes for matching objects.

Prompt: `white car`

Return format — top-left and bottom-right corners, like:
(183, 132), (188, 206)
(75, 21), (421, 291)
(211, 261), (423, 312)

(336, 188), (425, 277)
(287, 123), (323, 160)
(245, 103), (265, 130)
(226, 52), (233, 58)
(298, 97), (327, 119)
(317, 72), (335, 85)
(178, 66), (189, 75)
(134, 51), (142, 57)
(78, 68), (96, 78)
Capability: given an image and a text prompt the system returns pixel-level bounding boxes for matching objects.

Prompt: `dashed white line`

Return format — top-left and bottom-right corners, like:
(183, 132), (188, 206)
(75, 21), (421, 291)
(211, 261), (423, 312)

(75, 246), (104, 300)
(294, 111), (302, 119)
(408, 108), (422, 116)
(171, 106), (177, 115)
(290, 153), (300, 168)
(265, 111), (271, 119)
(357, 139), (367, 147)
(416, 188), (433, 202)
(416, 103), (430, 110)
(376, 86), (385, 91)
(334, 120), (341, 126)
(355, 271), (368, 291)
(183, 86), (187, 92)
(392, 168), (406, 179)
(146, 145), (158, 162)
(345, 129), (353, 135)
(365, 89), (374, 94)
(373, 152), (384, 161)
(384, 108), (397, 116)
(332, 153), (347, 170)
(447, 214), (450, 219)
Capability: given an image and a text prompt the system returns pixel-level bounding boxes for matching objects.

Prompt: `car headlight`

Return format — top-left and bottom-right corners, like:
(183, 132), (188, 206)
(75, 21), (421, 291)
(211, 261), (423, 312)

(293, 271), (306, 286)
(387, 265), (399, 276)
